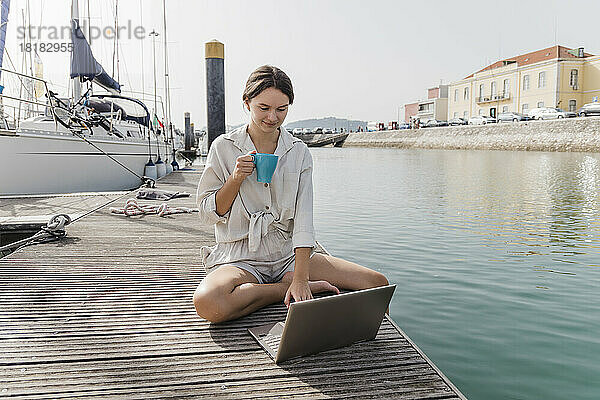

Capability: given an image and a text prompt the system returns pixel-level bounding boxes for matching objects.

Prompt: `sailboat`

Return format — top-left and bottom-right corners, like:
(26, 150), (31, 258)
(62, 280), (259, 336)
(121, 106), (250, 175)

(0, 0), (173, 196)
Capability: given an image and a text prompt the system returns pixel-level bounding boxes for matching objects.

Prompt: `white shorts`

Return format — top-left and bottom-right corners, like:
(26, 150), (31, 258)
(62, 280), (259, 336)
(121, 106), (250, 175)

(225, 254), (296, 284)
(203, 245), (316, 284)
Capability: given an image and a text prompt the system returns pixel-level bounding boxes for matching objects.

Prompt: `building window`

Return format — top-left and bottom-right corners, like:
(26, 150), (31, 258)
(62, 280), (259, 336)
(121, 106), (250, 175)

(464, 87), (469, 100)
(523, 75), (530, 91)
(453, 112), (458, 118)
(454, 89), (458, 102)
(478, 108), (483, 115)
(502, 106), (508, 112)
(537, 101), (544, 108)
(479, 84), (484, 98)
(419, 103), (433, 112)
(570, 69), (578, 87)
(491, 82), (497, 97)
(503, 79), (510, 95)
(569, 100), (576, 112)
(538, 72), (546, 88)
(463, 111), (468, 118)
(522, 103), (529, 113)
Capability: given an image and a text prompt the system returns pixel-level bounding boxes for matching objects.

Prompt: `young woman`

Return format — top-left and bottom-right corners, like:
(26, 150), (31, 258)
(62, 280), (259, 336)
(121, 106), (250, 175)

(193, 65), (388, 323)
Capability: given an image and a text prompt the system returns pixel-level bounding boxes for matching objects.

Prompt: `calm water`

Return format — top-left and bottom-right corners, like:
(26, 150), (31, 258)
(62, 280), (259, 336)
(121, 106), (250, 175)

(310, 147), (600, 400)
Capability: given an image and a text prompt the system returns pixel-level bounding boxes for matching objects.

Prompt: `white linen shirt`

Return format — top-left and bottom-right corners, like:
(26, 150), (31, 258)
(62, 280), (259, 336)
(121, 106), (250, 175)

(196, 125), (315, 263)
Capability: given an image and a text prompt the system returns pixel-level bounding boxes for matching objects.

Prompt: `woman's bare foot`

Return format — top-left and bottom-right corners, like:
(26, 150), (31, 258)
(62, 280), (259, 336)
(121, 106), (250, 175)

(310, 280), (340, 295)
(281, 271), (340, 295)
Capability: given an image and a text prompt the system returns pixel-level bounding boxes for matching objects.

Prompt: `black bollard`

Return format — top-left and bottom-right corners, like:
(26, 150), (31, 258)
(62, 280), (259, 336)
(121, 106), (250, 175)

(205, 40), (225, 151)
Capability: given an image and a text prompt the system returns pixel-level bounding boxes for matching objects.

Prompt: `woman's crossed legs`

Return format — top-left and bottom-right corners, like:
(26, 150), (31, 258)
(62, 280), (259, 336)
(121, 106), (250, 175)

(193, 253), (389, 323)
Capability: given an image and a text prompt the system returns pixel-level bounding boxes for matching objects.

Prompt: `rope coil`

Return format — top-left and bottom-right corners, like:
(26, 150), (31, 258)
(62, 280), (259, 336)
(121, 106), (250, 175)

(109, 198), (198, 217)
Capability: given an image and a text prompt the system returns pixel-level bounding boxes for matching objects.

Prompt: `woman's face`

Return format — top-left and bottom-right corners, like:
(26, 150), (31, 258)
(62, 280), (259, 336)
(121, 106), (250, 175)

(246, 87), (289, 134)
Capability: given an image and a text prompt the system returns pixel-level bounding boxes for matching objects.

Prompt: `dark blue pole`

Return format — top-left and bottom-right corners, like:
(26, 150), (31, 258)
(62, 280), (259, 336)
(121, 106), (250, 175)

(205, 40), (225, 151)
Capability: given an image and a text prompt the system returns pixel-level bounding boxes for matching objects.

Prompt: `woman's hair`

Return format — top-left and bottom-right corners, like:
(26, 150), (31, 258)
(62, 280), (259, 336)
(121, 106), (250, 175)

(242, 65), (294, 105)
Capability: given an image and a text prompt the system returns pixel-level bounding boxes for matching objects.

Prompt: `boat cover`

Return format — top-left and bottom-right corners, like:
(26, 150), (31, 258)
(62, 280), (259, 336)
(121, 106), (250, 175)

(91, 94), (151, 127)
(70, 19), (121, 93)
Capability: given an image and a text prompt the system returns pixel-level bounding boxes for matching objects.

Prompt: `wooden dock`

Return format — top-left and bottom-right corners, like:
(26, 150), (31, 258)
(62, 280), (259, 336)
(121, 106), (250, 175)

(0, 169), (466, 399)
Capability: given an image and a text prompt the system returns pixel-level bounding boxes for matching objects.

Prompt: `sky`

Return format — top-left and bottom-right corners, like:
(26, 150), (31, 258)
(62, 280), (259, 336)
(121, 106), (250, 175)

(3, 0), (600, 129)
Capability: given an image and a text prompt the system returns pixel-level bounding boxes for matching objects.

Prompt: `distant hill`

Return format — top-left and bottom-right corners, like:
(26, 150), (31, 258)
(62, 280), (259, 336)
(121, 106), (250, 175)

(220, 117), (368, 133)
(284, 117), (367, 132)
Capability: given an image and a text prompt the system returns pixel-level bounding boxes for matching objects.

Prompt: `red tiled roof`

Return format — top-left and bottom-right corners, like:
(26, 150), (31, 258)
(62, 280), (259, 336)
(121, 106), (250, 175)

(464, 45), (594, 79)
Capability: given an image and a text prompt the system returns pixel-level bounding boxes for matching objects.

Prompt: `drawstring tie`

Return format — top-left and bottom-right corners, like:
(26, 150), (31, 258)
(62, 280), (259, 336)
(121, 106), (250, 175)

(248, 210), (275, 252)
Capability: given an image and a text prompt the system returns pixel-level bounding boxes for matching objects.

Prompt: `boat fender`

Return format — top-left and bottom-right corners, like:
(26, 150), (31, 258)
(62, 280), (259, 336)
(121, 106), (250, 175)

(156, 158), (167, 178)
(144, 159), (158, 182)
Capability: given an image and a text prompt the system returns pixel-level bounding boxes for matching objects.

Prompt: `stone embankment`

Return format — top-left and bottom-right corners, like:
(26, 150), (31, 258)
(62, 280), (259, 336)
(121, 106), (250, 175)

(344, 117), (600, 152)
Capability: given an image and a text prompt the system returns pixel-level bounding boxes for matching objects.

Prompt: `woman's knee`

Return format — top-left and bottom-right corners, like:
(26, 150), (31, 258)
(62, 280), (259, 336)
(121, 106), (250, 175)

(367, 270), (389, 288)
(193, 284), (230, 323)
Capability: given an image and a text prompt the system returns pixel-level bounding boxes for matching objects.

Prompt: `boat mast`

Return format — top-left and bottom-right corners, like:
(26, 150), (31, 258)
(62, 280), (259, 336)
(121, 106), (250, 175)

(112, 0), (119, 83)
(162, 0), (177, 168)
(0, 0), (9, 121)
(150, 29), (158, 126)
(26, 0), (33, 81)
(139, 0), (144, 102)
(71, 0), (81, 101)
(162, 0), (171, 143)
(17, 9), (25, 120)
(150, 28), (161, 162)
(86, 0), (91, 94)
(0, 0), (10, 83)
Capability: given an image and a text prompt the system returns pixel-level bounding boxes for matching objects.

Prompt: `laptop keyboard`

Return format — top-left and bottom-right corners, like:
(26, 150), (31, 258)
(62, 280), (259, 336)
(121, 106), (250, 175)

(261, 332), (282, 353)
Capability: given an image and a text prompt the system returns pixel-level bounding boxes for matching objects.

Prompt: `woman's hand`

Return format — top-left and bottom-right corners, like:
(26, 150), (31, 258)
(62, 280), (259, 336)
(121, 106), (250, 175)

(232, 151), (256, 184)
(284, 278), (313, 308)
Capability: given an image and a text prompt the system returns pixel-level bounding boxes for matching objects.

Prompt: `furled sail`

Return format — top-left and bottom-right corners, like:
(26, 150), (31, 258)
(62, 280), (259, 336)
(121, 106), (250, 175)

(69, 19), (121, 93)
(0, 0), (10, 85)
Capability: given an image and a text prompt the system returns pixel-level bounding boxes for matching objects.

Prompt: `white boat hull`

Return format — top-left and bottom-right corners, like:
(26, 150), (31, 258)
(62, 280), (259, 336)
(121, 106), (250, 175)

(0, 130), (171, 196)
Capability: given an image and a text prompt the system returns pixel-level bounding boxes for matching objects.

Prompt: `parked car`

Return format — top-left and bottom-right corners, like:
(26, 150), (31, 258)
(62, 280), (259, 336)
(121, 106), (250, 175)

(468, 115), (496, 125)
(302, 128), (312, 134)
(323, 128), (333, 134)
(448, 117), (468, 126)
(537, 108), (577, 119)
(314, 127), (323, 133)
(527, 107), (548, 120)
(577, 102), (600, 117)
(422, 119), (448, 127)
(398, 122), (411, 129)
(497, 112), (530, 123)
(292, 128), (304, 135)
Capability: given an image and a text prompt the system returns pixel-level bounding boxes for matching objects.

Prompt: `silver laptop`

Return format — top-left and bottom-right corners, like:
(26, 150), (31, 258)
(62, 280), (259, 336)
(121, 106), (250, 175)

(248, 284), (396, 364)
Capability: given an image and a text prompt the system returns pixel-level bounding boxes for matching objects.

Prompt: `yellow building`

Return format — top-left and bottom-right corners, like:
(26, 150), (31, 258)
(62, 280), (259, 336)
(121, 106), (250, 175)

(448, 46), (600, 119)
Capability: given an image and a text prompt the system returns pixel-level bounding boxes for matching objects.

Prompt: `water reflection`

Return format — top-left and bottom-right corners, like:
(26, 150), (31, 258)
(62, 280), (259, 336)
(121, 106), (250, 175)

(441, 151), (600, 261)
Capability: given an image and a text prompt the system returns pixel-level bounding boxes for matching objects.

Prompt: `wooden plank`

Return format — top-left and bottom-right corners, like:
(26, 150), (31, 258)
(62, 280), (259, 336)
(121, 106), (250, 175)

(2, 353), (443, 397)
(7, 372), (457, 400)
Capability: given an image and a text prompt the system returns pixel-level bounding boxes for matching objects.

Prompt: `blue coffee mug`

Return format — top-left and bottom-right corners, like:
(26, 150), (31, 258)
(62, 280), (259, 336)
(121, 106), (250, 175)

(252, 153), (279, 183)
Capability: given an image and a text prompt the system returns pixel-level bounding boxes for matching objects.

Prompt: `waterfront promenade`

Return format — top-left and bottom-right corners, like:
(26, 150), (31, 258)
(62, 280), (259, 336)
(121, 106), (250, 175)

(345, 116), (600, 152)
(0, 169), (465, 399)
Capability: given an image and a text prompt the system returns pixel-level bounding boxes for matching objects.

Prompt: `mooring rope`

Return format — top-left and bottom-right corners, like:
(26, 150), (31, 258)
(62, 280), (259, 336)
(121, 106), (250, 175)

(0, 180), (156, 255)
(0, 214), (71, 254)
(109, 198), (198, 217)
